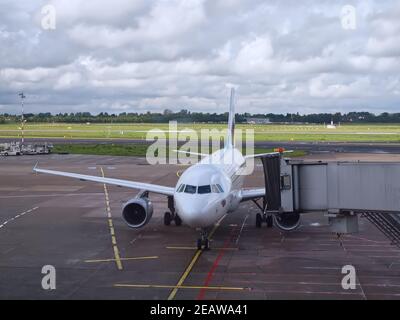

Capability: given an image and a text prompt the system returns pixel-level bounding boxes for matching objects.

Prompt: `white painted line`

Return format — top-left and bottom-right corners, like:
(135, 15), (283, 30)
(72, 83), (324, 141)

(235, 214), (249, 245)
(0, 192), (105, 199)
(0, 207), (39, 230)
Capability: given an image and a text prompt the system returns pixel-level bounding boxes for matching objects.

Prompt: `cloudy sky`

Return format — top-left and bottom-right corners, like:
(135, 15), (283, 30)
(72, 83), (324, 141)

(0, 0), (399, 115)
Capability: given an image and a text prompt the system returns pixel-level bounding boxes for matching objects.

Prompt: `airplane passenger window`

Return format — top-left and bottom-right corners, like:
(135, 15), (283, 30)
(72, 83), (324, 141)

(184, 185), (197, 194)
(216, 184), (224, 192)
(198, 185), (211, 194)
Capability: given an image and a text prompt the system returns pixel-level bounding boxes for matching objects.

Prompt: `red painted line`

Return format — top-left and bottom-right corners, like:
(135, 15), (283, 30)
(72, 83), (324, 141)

(197, 227), (237, 300)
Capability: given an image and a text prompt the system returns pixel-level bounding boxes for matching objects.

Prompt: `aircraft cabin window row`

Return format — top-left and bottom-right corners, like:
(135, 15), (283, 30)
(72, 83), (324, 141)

(176, 184), (224, 194)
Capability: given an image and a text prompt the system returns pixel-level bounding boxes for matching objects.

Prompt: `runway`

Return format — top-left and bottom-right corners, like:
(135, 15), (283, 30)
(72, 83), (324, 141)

(1, 154), (400, 299)
(3, 137), (400, 154)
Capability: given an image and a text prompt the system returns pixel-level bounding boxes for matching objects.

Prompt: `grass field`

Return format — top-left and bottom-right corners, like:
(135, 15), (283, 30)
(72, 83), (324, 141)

(53, 143), (307, 158)
(1, 122), (400, 142)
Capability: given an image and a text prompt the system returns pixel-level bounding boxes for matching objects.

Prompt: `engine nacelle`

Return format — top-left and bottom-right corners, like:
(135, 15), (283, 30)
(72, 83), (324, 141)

(273, 212), (301, 231)
(122, 197), (153, 228)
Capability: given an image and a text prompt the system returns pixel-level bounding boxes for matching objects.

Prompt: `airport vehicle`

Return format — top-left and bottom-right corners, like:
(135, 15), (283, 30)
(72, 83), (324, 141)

(34, 89), (290, 249)
(0, 143), (21, 156)
(0, 142), (52, 156)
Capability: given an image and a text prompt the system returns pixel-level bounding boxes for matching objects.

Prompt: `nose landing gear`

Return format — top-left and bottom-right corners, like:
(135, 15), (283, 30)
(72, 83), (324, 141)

(197, 229), (210, 250)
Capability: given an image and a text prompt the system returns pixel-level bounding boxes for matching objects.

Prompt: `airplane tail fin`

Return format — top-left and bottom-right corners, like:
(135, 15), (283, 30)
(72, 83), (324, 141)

(226, 88), (235, 149)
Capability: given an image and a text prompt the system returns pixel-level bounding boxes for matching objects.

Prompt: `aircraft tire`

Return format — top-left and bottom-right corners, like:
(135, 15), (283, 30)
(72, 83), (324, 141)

(164, 211), (172, 226)
(256, 213), (262, 228)
(174, 214), (182, 226)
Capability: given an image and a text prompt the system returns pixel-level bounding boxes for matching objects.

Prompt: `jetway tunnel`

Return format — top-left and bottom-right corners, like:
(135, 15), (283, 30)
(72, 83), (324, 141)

(259, 154), (400, 246)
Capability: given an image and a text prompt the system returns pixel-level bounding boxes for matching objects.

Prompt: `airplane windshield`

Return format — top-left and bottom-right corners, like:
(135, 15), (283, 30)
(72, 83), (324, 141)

(198, 185), (211, 194)
(184, 185), (197, 194)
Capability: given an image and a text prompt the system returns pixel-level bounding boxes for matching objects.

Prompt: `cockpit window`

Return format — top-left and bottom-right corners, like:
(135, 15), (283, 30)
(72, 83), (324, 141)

(216, 184), (224, 193)
(184, 185), (197, 194)
(198, 185), (211, 194)
(211, 184), (220, 193)
(177, 184), (185, 192)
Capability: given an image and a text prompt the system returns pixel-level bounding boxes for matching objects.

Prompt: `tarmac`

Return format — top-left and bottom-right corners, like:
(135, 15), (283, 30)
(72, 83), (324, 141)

(0, 153), (400, 299)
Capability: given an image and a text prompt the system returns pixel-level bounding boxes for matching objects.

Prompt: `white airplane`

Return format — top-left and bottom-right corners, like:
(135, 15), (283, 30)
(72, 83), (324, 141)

(34, 89), (300, 250)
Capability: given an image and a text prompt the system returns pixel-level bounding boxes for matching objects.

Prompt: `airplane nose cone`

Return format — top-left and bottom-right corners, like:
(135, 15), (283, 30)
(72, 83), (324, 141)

(181, 207), (207, 227)
(175, 196), (212, 228)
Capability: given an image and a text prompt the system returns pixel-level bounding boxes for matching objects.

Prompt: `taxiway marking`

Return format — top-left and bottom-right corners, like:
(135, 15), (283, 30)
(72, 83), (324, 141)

(235, 214), (249, 244)
(167, 215), (226, 300)
(166, 246), (238, 251)
(85, 256), (158, 263)
(114, 284), (247, 291)
(0, 207), (39, 230)
(197, 225), (238, 300)
(100, 167), (123, 270)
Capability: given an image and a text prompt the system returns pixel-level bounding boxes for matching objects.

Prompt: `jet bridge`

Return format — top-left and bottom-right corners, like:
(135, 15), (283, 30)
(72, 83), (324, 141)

(260, 154), (400, 243)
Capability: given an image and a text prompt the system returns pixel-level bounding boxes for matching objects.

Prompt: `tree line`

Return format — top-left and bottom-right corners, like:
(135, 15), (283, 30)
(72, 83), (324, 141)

(1, 110), (400, 124)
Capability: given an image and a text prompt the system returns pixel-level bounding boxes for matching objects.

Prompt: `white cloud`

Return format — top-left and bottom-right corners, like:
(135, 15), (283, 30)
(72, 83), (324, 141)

(0, 0), (399, 114)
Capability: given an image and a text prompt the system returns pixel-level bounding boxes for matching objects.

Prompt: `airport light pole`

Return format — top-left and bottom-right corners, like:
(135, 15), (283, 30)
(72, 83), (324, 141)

(18, 92), (26, 145)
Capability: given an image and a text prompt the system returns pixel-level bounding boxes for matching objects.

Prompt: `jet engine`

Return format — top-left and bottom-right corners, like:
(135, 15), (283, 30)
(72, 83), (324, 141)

(273, 212), (301, 231)
(122, 197), (153, 228)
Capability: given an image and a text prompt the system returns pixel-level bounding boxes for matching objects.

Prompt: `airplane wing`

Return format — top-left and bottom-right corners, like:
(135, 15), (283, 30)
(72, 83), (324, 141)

(34, 167), (175, 196)
(240, 188), (265, 202)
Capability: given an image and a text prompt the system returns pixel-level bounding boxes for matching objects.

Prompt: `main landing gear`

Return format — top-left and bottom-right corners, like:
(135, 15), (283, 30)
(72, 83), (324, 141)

(197, 229), (209, 250)
(255, 213), (273, 228)
(163, 195), (182, 226)
(164, 211), (182, 226)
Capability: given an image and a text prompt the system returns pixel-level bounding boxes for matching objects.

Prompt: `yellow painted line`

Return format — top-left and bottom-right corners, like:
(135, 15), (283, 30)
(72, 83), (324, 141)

(167, 215), (226, 300)
(115, 284), (246, 291)
(85, 256), (159, 263)
(166, 246), (238, 251)
(113, 246), (123, 270)
(168, 249), (202, 300)
(100, 167), (123, 271)
(176, 170), (181, 177)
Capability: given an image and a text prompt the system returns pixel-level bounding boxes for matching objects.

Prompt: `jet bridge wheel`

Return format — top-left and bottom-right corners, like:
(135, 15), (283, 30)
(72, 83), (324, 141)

(266, 215), (273, 228)
(256, 213), (262, 228)
(256, 213), (273, 228)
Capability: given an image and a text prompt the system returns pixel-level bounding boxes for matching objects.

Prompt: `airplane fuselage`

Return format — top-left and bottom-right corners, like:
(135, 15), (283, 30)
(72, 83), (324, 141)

(174, 147), (246, 228)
